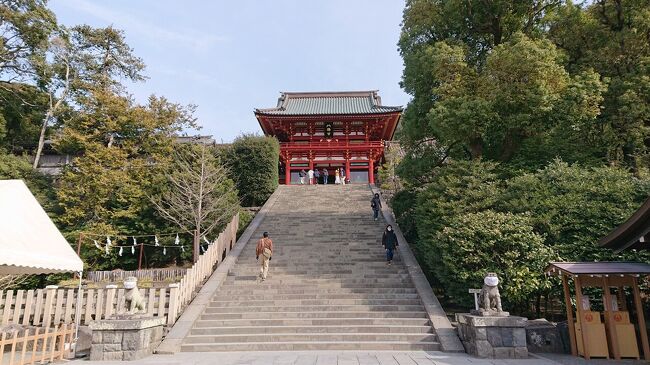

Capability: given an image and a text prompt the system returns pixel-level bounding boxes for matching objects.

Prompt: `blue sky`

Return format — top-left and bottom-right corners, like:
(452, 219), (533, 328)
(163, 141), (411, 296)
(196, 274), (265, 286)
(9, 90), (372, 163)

(49, 0), (410, 142)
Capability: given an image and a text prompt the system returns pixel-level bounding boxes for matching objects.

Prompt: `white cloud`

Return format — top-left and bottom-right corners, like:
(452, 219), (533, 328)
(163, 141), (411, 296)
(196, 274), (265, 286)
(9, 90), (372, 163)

(58, 0), (228, 52)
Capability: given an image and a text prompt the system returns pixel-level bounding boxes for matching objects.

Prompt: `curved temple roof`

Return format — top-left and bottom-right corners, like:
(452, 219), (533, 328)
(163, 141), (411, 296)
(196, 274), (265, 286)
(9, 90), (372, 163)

(255, 91), (403, 116)
(600, 197), (650, 252)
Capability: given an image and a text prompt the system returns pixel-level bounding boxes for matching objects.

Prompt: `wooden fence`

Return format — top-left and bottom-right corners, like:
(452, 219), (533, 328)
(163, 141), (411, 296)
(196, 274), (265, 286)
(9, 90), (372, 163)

(85, 268), (187, 283)
(0, 324), (74, 365)
(0, 213), (239, 328)
(0, 286), (171, 327)
(167, 213), (239, 323)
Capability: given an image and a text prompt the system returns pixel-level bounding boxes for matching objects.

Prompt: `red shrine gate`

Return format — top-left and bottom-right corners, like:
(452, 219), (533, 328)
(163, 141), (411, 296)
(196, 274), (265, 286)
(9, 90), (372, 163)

(255, 91), (402, 185)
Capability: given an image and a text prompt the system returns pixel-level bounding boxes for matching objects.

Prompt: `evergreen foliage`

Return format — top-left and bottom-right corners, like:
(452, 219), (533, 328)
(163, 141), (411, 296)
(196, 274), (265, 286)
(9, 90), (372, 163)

(223, 134), (279, 207)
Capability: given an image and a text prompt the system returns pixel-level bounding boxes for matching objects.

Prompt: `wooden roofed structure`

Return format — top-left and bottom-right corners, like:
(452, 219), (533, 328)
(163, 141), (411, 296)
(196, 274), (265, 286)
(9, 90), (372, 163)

(600, 197), (650, 252)
(255, 91), (402, 185)
(545, 262), (650, 360)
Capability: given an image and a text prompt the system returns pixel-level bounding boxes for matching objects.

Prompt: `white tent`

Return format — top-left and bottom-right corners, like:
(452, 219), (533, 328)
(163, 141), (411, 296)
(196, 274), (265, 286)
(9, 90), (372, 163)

(0, 179), (83, 275)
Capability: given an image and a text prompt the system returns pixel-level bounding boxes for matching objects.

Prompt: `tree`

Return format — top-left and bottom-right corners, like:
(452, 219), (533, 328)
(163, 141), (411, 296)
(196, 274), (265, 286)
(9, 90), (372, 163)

(435, 210), (552, 308)
(152, 144), (239, 262)
(0, 0), (56, 85)
(501, 160), (650, 262)
(547, 0), (650, 171)
(222, 134), (279, 207)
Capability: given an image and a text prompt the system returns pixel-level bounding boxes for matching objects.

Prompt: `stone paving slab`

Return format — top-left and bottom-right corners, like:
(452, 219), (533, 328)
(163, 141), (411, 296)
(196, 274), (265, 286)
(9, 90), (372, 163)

(68, 351), (650, 365)
(69, 350), (648, 365)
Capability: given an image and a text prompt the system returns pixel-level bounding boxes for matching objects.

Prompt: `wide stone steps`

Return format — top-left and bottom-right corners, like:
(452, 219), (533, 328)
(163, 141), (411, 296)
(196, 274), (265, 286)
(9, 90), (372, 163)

(184, 333), (437, 344)
(180, 185), (439, 352)
(190, 325), (433, 335)
(204, 304), (425, 313)
(192, 318), (432, 327)
(199, 311), (428, 320)
(180, 341), (439, 352)
(210, 298), (422, 306)
(211, 293), (421, 301)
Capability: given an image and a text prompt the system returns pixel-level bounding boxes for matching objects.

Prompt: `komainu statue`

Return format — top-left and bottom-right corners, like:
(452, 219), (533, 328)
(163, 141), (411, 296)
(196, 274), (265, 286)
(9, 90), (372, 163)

(473, 273), (509, 316)
(123, 276), (145, 314)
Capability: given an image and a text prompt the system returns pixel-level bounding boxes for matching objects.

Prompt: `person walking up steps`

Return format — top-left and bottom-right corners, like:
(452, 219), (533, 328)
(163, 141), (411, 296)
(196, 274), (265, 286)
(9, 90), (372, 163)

(371, 193), (382, 221)
(256, 232), (273, 281)
(382, 225), (398, 266)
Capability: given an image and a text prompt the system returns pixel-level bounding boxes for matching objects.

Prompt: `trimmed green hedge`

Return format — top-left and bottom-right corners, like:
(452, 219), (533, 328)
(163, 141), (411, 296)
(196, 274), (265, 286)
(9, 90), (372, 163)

(223, 134), (279, 206)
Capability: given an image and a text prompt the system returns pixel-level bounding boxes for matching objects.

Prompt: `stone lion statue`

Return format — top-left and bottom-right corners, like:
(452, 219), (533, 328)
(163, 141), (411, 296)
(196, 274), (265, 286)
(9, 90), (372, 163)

(475, 273), (508, 316)
(123, 277), (145, 314)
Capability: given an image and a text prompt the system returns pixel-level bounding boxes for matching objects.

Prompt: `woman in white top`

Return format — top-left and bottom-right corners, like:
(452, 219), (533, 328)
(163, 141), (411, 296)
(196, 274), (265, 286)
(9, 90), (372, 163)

(307, 169), (314, 185)
(334, 169), (341, 184)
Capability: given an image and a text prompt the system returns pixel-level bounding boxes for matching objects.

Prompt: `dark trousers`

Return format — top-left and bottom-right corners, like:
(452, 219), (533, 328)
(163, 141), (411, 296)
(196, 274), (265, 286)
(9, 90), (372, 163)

(386, 248), (394, 262)
(373, 208), (379, 219)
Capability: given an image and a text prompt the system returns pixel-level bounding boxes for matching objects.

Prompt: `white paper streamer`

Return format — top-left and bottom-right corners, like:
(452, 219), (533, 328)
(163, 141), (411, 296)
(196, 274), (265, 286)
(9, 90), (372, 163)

(175, 234), (180, 245)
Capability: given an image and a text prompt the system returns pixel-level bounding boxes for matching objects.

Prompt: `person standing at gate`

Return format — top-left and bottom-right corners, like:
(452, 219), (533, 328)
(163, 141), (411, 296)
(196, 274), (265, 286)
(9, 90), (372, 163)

(314, 169), (321, 185)
(334, 169), (341, 184)
(307, 168), (314, 185)
(299, 169), (306, 185)
(371, 193), (382, 221)
(382, 225), (398, 266)
(340, 167), (346, 185)
(256, 232), (273, 281)
(322, 168), (329, 184)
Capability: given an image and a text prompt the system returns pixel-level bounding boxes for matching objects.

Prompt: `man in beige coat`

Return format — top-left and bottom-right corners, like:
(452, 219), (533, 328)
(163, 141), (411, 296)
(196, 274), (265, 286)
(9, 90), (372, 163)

(256, 232), (273, 281)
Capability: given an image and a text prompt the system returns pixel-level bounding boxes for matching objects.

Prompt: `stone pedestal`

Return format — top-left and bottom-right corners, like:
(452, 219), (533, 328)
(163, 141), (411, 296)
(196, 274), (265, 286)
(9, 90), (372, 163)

(89, 317), (165, 361)
(456, 313), (528, 359)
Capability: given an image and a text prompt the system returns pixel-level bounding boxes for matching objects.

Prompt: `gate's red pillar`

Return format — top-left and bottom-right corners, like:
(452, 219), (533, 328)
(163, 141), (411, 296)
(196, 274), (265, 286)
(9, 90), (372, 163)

(285, 158), (291, 185)
(368, 158), (375, 185)
(345, 159), (351, 184)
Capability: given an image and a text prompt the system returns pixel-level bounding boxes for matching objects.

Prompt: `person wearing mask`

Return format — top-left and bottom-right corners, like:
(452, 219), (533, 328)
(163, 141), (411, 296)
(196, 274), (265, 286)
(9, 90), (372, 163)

(299, 169), (306, 185)
(371, 193), (382, 221)
(382, 225), (398, 266)
(314, 169), (321, 185)
(255, 232), (273, 281)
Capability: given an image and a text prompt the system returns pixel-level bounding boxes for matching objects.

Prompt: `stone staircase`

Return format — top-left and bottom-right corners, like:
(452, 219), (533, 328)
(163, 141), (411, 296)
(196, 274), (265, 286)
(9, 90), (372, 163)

(180, 185), (441, 351)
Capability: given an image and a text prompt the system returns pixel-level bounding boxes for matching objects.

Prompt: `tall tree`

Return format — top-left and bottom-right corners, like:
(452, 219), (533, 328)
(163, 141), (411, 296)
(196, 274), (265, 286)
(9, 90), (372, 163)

(152, 144), (240, 262)
(0, 0), (56, 86)
(547, 0), (650, 171)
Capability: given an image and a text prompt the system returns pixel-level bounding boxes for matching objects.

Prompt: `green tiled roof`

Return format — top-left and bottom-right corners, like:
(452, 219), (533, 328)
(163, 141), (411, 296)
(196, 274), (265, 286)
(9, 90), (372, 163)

(255, 91), (402, 116)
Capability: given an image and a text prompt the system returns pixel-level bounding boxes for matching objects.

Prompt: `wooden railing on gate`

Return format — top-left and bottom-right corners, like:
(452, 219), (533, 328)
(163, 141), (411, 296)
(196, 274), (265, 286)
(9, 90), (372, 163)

(0, 324), (74, 365)
(0, 213), (240, 328)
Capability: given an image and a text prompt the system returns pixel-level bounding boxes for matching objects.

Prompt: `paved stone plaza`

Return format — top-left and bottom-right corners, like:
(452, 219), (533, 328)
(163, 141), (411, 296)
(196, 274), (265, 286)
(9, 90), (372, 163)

(69, 351), (647, 365)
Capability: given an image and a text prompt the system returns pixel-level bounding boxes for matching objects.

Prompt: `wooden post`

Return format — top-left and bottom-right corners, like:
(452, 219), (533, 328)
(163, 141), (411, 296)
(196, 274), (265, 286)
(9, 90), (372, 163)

(368, 158), (375, 185)
(138, 239), (144, 270)
(575, 276), (590, 359)
(632, 277), (650, 360)
(603, 277), (620, 360)
(562, 274), (578, 356)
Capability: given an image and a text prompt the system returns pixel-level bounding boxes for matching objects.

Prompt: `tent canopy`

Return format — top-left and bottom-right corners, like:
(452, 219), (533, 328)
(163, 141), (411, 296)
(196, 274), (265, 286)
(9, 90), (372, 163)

(0, 180), (83, 275)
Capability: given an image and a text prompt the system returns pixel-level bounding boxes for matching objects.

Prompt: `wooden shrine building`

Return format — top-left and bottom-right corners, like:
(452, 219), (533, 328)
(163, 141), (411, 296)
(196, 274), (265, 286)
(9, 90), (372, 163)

(255, 91), (402, 185)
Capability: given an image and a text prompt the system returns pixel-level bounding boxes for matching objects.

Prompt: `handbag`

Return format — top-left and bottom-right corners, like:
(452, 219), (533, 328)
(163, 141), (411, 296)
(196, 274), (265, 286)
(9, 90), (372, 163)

(263, 247), (272, 259)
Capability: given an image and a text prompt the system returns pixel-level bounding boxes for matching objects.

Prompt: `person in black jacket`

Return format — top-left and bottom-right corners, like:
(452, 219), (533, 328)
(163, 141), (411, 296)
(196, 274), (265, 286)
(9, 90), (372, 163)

(371, 193), (382, 221)
(382, 224), (398, 265)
